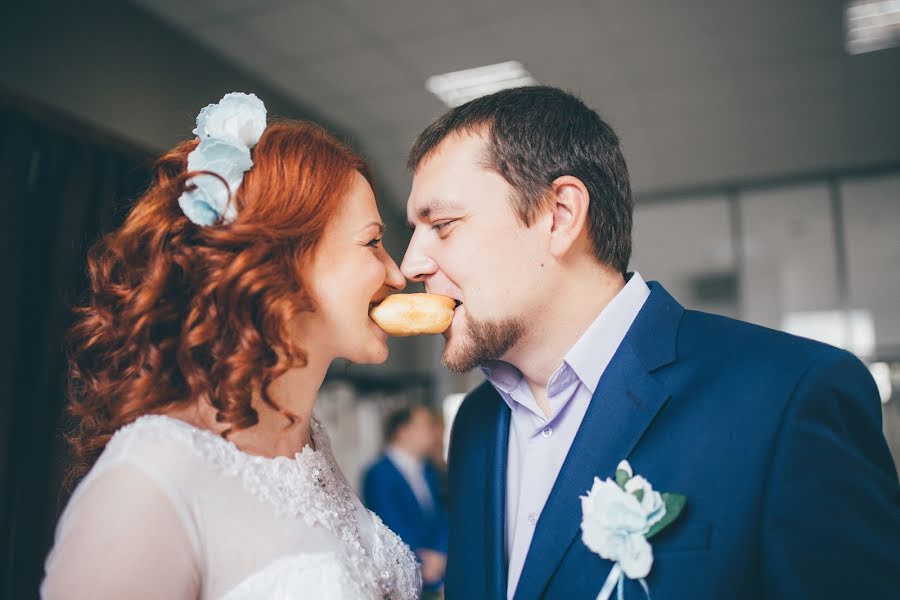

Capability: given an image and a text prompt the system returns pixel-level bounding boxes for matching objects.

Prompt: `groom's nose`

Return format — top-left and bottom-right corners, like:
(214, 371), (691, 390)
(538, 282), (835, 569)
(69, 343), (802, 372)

(400, 241), (438, 282)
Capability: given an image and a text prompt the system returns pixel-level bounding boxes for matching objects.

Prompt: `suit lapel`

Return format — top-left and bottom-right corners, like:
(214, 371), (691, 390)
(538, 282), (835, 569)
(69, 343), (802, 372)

(487, 399), (511, 600)
(385, 458), (424, 519)
(512, 282), (682, 600)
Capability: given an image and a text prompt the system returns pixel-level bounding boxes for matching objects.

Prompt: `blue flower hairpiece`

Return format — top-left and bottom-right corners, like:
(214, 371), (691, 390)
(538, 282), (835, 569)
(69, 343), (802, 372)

(178, 92), (267, 226)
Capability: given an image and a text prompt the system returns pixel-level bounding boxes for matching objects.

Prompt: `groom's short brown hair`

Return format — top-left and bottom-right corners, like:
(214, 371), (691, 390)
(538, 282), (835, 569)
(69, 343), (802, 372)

(407, 86), (633, 275)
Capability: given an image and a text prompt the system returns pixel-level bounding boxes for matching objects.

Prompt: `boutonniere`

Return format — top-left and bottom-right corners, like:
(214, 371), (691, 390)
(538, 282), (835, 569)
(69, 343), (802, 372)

(580, 460), (686, 600)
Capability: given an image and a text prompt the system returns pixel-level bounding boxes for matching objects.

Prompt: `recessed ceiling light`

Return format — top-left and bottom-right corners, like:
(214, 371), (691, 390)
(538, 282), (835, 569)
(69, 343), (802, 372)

(426, 61), (537, 107)
(846, 0), (900, 54)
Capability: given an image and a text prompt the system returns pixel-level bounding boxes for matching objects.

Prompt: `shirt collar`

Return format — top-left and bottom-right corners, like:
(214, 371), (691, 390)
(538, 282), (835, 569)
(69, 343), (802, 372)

(482, 271), (651, 400)
(386, 446), (424, 473)
(564, 271), (650, 393)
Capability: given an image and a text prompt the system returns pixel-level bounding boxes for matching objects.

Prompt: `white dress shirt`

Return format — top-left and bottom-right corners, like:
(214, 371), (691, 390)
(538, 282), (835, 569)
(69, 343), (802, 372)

(482, 272), (651, 599)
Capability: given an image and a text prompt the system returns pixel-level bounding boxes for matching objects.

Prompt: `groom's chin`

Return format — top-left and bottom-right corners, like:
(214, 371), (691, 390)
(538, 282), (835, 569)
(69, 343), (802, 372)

(440, 340), (481, 374)
(441, 355), (476, 374)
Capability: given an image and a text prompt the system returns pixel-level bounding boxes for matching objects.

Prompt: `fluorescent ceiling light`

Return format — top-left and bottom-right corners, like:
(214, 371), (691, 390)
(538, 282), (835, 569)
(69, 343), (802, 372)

(426, 61), (537, 107)
(846, 0), (900, 54)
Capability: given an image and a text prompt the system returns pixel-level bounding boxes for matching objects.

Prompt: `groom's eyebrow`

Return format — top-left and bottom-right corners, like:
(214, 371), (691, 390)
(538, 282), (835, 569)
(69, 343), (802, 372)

(407, 198), (464, 229)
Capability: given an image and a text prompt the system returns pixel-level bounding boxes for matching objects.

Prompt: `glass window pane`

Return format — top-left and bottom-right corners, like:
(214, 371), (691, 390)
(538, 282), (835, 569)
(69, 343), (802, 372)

(632, 196), (738, 317)
(842, 174), (900, 360)
(739, 184), (841, 334)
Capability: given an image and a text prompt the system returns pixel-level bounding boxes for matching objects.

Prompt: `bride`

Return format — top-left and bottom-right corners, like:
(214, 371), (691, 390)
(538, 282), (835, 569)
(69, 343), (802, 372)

(40, 93), (420, 599)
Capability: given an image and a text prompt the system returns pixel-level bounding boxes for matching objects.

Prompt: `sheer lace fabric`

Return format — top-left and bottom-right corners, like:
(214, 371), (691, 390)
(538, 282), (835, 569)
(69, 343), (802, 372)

(41, 415), (421, 600)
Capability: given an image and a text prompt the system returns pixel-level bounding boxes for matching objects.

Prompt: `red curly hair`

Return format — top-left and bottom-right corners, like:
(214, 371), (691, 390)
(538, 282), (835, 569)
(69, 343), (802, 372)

(66, 119), (372, 484)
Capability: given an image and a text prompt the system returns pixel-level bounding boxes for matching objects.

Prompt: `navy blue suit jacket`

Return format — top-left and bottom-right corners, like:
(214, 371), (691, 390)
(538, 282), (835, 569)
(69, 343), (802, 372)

(363, 453), (449, 564)
(444, 282), (900, 599)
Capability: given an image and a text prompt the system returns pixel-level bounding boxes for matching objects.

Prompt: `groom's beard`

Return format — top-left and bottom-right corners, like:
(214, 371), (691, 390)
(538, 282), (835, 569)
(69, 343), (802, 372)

(442, 313), (526, 373)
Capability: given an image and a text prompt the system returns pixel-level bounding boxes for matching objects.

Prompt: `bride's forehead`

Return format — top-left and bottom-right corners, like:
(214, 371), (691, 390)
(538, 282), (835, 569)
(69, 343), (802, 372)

(333, 179), (379, 220)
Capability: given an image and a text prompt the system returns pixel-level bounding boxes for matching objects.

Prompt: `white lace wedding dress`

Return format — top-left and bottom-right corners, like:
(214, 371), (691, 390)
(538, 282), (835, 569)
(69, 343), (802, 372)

(41, 415), (421, 599)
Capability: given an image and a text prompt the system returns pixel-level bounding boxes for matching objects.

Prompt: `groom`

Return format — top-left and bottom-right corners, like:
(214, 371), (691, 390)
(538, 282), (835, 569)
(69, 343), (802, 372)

(400, 86), (900, 599)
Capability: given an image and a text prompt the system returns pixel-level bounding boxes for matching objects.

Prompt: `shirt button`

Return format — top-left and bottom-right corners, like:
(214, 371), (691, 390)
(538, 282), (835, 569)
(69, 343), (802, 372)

(527, 512), (538, 525)
(542, 427), (553, 438)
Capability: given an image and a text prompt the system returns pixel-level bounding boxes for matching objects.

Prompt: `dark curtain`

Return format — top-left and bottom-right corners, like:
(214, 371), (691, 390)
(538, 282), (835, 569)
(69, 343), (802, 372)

(0, 96), (152, 598)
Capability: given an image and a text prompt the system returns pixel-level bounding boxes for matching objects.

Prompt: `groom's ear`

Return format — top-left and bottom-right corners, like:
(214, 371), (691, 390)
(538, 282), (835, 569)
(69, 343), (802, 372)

(547, 175), (590, 258)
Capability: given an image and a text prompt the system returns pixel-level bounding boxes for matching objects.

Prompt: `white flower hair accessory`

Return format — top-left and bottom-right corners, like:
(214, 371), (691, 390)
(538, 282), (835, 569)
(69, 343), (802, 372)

(580, 460), (686, 600)
(178, 92), (267, 226)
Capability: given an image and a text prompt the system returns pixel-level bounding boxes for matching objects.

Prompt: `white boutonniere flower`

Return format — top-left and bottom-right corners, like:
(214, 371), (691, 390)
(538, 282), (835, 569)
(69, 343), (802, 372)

(580, 460), (686, 600)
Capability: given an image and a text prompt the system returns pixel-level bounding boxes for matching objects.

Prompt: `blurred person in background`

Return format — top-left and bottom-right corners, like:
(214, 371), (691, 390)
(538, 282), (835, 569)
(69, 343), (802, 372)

(427, 409), (449, 509)
(40, 93), (421, 600)
(364, 404), (449, 598)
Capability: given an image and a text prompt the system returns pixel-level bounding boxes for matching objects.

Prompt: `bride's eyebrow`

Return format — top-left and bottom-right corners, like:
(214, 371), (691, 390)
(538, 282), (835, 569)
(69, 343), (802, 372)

(358, 221), (385, 235)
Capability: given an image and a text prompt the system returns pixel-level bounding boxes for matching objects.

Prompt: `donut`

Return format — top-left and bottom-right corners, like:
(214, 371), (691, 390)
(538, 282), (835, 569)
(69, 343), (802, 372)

(369, 293), (457, 336)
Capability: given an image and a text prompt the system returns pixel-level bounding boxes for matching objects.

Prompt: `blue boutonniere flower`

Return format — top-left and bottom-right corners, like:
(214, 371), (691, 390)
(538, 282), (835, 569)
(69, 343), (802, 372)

(178, 92), (267, 226)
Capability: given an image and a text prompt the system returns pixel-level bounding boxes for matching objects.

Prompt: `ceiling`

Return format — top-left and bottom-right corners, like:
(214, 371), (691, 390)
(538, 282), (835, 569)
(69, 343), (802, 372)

(132, 0), (900, 211)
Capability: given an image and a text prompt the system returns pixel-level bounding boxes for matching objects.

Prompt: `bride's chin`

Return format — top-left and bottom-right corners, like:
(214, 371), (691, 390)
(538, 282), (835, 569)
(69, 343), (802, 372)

(354, 325), (390, 364)
(360, 344), (389, 365)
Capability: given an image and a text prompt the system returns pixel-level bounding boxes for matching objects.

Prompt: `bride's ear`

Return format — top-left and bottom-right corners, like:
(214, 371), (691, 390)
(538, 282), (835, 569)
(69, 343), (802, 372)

(547, 175), (590, 258)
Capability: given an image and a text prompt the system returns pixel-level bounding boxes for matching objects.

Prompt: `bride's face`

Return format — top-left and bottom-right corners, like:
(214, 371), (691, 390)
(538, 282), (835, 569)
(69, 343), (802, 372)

(302, 172), (406, 364)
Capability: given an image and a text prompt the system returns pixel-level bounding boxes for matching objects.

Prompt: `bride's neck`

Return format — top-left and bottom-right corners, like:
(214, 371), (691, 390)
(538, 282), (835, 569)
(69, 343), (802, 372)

(248, 355), (331, 456)
(171, 352), (332, 459)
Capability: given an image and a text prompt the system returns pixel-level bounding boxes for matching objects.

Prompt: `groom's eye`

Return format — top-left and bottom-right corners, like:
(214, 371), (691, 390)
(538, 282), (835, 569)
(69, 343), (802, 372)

(431, 220), (457, 236)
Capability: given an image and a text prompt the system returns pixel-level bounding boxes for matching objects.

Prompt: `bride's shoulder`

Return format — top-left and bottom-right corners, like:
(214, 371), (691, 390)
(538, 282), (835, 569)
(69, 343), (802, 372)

(46, 417), (207, 593)
(103, 414), (215, 465)
(59, 416), (225, 540)
(81, 414), (226, 496)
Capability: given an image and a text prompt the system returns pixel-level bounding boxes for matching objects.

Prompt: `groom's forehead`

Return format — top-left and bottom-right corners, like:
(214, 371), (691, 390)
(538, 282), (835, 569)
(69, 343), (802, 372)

(415, 130), (490, 175)
(406, 134), (495, 214)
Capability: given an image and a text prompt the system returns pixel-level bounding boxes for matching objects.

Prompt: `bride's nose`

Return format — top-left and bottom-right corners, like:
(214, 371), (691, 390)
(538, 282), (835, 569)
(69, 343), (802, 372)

(383, 255), (406, 292)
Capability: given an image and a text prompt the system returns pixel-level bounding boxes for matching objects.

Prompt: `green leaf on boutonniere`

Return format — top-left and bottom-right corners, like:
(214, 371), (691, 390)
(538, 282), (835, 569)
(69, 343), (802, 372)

(646, 492), (687, 539)
(632, 489), (644, 502)
(615, 468), (630, 489)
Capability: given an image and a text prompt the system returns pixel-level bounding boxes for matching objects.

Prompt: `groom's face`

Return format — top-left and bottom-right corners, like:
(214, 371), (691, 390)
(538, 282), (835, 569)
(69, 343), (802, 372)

(401, 132), (548, 372)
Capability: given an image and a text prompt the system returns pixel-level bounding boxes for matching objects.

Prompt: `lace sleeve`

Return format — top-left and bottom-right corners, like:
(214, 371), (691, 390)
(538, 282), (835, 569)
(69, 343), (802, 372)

(41, 463), (201, 600)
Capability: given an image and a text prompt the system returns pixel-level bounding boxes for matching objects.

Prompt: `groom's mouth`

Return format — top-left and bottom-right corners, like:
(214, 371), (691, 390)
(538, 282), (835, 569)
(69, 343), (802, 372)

(450, 299), (463, 319)
(444, 300), (463, 338)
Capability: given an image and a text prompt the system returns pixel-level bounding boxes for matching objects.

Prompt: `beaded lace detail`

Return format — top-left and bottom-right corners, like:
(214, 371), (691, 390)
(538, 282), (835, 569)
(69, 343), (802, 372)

(111, 415), (421, 600)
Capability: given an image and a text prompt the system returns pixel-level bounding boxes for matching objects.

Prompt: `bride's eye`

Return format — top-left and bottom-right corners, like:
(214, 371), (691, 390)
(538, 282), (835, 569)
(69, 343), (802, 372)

(366, 237), (383, 248)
